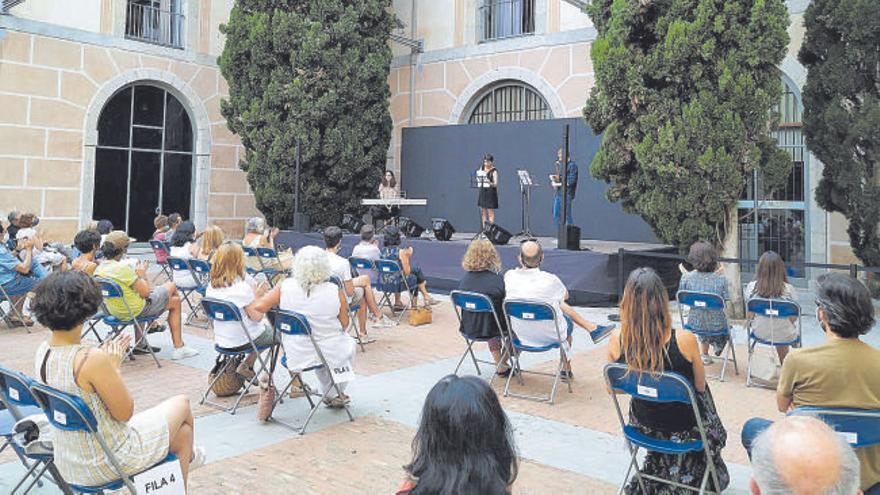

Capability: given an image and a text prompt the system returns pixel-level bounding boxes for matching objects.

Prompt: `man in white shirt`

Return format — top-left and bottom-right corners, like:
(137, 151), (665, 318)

(324, 227), (394, 342)
(504, 240), (614, 381)
(351, 225), (382, 284)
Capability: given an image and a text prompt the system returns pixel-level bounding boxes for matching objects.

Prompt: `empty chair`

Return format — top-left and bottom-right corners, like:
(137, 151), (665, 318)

(450, 290), (512, 385)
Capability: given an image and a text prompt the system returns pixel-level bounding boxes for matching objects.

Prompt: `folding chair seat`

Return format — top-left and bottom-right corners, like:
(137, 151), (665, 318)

(268, 309), (354, 435)
(450, 290), (512, 385)
(374, 258), (417, 324)
(148, 240), (173, 283)
(28, 381), (180, 495)
(745, 298), (801, 388)
(256, 247), (290, 287)
(789, 406), (880, 450)
(242, 246), (276, 286)
(349, 257), (378, 288)
(0, 280), (33, 333)
(0, 366), (71, 495)
(501, 299), (570, 404)
(199, 298), (274, 415)
(604, 363), (724, 494)
(94, 278), (162, 368)
(676, 290), (739, 381)
(167, 257), (206, 327)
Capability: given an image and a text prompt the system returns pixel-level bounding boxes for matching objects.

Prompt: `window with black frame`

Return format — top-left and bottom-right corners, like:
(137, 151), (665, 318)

(467, 81), (550, 124)
(478, 0), (536, 42)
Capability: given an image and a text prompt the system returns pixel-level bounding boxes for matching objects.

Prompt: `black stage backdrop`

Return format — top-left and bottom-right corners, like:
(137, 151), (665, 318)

(399, 118), (658, 242)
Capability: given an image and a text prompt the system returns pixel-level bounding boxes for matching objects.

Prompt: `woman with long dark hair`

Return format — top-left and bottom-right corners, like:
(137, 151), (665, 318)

(399, 375), (518, 494)
(372, 170), (401, 224)
(746, 251), (798, 362)
(607, 267), (729, 494)
(476, 154), (499, 226)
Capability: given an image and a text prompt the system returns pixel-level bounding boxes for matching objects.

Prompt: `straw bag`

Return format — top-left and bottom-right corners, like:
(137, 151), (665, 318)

(408, 306), (433, 326)
(208, 355), (244, 397)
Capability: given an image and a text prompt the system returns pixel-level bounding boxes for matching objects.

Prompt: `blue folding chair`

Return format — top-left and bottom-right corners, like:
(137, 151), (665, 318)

(745, 298), (802, 388)
(269, 309), (354, 435)
(256, 247), (290, 287)
(374, 258), (417, 324)
(329, 276), (367, 352)
(200, 298), (275, 415)
(502, 299), (571, 404)
(789, 406), (880, 451)
(94, 277), (162, 368)
(349, 257), (378, 285)
(0, 278), (34, 333)
(604, 363), (723, 494)
(166, 257), (206, 327)
(676, 290), (739, 381)
(241, 246), (262, 277)
(450, 290), (514, 386)
(28, 381), (179, 495)
(148, 240), (172, 283)
(0, 366), (70, 495)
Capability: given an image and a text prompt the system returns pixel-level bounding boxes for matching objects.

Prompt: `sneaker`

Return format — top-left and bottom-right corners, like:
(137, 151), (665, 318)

(701, 355), (714, 365)
(170, 346), (199, 360)
(358, 335), (377, 344)
(323, 395), (350, 409)
(147, 323), (166, 334)
(589, 324), (615, 344)
(372, 315), (395, 328)
(189, 446), (207, 471)
(132, 344), (161, 355)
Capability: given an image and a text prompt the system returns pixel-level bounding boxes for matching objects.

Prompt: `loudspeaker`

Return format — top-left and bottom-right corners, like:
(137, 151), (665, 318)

(431, 218), (455, 241)
(485, 222), (512, 245)
(563, 225), (580, 250)
(399, 217), (425, 238)
(341, 214), (364, 234)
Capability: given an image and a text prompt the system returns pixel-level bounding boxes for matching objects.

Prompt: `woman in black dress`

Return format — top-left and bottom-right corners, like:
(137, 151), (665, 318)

(476, 154), (499, 227)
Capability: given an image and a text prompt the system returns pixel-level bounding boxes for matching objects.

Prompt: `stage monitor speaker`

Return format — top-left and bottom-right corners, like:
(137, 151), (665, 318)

(431, 218), (455, 241)
(399, 217), (425, 238)
(485, 222), (512, 245)
(563, 225), (580, 250)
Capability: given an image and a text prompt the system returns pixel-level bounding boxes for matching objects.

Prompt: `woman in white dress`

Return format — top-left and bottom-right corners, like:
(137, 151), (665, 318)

(248, 246), (355, 408)
(168, 220), (200, 289)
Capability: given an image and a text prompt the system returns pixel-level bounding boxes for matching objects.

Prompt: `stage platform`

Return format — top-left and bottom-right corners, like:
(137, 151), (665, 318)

(275, 231), (680, 306)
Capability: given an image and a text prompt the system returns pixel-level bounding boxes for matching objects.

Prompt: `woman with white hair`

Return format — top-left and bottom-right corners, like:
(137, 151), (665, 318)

(248, 246), (355, 408)
(242, 217), (292, 273)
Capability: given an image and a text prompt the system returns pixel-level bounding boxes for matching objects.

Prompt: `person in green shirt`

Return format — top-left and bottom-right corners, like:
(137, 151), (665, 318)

(94, 231), (198, 361)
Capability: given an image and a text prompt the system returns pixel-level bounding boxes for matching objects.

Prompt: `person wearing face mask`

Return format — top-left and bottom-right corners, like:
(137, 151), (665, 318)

(741, 273), (880, 494)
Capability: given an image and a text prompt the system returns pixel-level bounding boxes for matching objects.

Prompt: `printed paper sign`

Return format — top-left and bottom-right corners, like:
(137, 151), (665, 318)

(637, 385), (658, 398)
(330, 364), (356, 384)
(522, 312), (535, 320)
(280, 322), (291, 332)
(215, 312), (225, 321)
(465, 302), (476, 310)
(8, 387), (19, 401)
(134, 459), (185, 495)
(765, 309), (779, 316)
(694, 301), (707, 308)
(381, 267), (391, 272)
(53, 410), (67, 425)
(839, 432), (858, 445)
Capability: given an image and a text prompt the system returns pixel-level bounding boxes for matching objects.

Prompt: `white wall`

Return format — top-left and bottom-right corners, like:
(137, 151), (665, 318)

(10, 0), (103, 33)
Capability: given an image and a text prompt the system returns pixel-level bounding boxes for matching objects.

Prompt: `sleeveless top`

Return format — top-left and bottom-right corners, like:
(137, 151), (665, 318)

(34, 343), (169, 485)
(615, 329), (697, 431)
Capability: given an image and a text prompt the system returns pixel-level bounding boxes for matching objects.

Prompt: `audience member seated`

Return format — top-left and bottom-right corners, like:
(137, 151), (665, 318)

(398, 374), (518, 494)
(94, 231), (198, 360)
(205, 243), (276, 380)
(197, 225), (224, 261)
(31, 271), (205, 488)
(72, 229), (102, 276)
(380, 226), (436, 309)
(0, 236), (46, 327)
(16, 227), (68, 272)
(5, 209), (24, 240)
(323, 226), (393, 339)
(742, 272), (880, 493)
(96, 219), (114, 245)
(248, 246), (354, 408)
(457, 239), (511, 376)
(504, 240), (613, 381)
(167, 213), (182, 238)
(242, 217), (292, 272)
(152, 215), (170, 243)
(607, 267), (729, 493)
(746, 250), (798, 362)
(749, 416), (861, 495)
(351, 225), (381, 284)
(168, 221), (200, 288)
(679, 241), (731, 364)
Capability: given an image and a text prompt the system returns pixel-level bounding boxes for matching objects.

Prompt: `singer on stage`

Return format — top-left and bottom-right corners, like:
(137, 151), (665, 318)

(476, 153), (500, 227)
(551, 148), (578, 227)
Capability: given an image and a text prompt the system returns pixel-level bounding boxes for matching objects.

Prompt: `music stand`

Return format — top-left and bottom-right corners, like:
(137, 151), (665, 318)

(470, 171), (491, 240)
(515, 169), (538, 239)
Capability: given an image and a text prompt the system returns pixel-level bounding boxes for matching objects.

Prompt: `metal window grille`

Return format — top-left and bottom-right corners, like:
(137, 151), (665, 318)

(125, 0), (185, 49)
(467, 83), (550, 124)
(478, 0), (535, 43)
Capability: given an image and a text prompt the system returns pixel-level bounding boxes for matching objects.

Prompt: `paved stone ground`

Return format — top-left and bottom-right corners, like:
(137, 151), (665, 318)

(2, 271), (878, 494)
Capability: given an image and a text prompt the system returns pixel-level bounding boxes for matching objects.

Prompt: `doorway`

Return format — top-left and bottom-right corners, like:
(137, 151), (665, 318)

(93, 84), (194, 241)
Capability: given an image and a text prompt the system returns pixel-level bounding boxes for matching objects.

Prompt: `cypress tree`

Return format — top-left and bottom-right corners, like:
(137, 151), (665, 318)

(800, 0), (880, 268)
(583, 0), (791, 252)
(219, 0), (395, 227)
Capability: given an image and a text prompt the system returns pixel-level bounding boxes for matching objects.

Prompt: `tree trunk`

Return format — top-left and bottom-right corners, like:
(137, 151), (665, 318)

(721, 206), (745, 319)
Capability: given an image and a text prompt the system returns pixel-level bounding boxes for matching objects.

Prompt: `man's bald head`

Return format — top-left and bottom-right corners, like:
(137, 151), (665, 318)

(519, 241), (543, 269)
(750, 416), (861, 495)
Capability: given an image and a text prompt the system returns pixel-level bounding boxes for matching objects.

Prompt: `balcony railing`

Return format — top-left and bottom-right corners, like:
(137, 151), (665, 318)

(125, 1), (185, 49)
(478, 0), (535, 43)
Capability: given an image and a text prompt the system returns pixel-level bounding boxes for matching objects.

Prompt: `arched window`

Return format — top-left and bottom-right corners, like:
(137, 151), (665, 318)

(93, 84), (194, 241)
(466, 81), (551, 124)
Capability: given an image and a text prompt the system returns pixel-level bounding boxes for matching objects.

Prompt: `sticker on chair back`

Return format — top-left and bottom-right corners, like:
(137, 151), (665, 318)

(381, 267), (391, 272)
(694, 301), (707, 308)
(522, 312), (535, 320)
(636, 385), (658, 398)
(465, 302), (476, 310)
(8, 387), (19, 401)
(133, 458), (185, 495)
(101, 289), (109, 297)
(765, 309), (779, 316)
(280, 322), (291, 332)
(839, 431), (858, 445)
(215, 312), (224, 321)
(53, 410), (67, 425)
(330, 364), (356, 384)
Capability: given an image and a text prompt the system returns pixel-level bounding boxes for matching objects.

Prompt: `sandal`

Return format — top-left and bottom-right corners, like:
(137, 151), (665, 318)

(391, 303), (407, 312)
